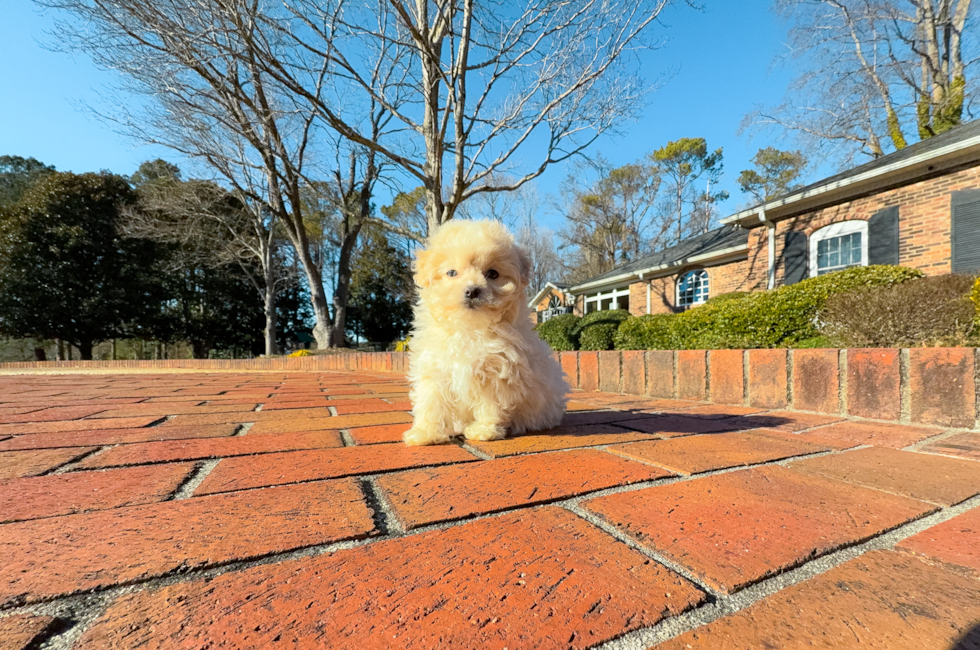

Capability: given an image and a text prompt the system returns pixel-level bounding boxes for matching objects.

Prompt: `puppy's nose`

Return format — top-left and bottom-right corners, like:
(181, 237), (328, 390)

(464, 286), (482, 300)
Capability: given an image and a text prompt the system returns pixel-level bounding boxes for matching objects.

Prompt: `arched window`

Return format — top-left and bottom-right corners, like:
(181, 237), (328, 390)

(810, 220), (868, 276)
(677, 269), (709, 307)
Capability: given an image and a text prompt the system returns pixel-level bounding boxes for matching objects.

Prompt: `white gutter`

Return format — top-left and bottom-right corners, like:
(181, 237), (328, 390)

(570, 243), (749, 293)
(721, 132), (980, 226)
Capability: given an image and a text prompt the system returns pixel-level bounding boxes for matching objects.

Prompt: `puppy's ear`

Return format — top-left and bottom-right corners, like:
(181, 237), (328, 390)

(515, 246), (532, 288)
(413, 248), (437, 288)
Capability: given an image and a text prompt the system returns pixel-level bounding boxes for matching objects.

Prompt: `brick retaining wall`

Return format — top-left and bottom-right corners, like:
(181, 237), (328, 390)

(3, 347), (978, 429)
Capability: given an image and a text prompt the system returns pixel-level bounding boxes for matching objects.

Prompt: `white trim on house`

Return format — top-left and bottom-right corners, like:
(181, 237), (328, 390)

(569, 243), (749, 293)
(809, 220), (869, 277)
(583, 287), (631, 313)
(526, 282), (571, 310)
(721, 132), (980, 229)
(677, 268), (710, 307)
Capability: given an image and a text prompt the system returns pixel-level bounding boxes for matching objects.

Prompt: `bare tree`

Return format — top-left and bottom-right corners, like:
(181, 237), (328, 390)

(749, 0), (976, 162)
(41, 0), (400, 349)
(255, 0), (678, 235)
(555, 156), (664, 281)
(127, 163), (291, 355)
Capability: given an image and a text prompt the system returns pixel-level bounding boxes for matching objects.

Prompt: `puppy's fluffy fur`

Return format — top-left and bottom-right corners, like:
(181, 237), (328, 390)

(403, 219), (568, 446)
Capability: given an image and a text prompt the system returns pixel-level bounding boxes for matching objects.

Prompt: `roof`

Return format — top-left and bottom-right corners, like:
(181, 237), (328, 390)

(723, 119), (980, 227)
(568, 224), (749, 292)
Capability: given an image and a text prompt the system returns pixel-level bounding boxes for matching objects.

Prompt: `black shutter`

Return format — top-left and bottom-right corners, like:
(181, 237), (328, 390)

(952, 190), (980, 273)
(868, 206), (899, 266)
(783, 230), (808, 285)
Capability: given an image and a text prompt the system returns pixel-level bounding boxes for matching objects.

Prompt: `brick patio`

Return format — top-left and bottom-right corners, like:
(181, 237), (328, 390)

(0, 369), (978, 649)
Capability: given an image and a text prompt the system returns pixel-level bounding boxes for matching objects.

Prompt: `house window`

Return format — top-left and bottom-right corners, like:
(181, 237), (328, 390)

(810, 221), (868, 276)
(583, 287), (630, 313)
(677, 269), (709, 307)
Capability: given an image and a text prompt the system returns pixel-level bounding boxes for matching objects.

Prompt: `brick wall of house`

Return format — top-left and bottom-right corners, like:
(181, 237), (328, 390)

(628, 282), (647, 316)
(625, 255), (761, 317)
(758, 164), (980, 286)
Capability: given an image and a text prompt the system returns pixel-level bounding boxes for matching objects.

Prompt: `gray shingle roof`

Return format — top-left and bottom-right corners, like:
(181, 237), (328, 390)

(730, 119), (980, 221)
(570, 224), (748, 289)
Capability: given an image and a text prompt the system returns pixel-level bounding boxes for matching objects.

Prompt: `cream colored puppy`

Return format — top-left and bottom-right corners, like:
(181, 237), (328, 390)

(403, 219), (569, 446)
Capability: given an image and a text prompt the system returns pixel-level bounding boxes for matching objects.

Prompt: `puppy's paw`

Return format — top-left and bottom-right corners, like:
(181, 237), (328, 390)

(403, 426), (451, 446)
(463, 421), (507, 442)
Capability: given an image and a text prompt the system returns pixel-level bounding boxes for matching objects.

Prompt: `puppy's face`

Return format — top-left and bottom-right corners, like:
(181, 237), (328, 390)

(414, 220), (531, 326)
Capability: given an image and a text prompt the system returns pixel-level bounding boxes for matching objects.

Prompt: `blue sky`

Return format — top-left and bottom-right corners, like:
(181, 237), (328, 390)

(1, 0), (812, 229)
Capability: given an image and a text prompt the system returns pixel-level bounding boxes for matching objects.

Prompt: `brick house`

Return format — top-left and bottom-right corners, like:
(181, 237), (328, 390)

(531, 120), (980, 321)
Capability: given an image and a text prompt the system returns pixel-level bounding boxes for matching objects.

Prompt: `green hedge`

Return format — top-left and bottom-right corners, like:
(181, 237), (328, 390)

(573, 309), (631, 351)
(973, 276), (980, 324)
(534, 313), (580, 351)
(819, 274), (978, 347)
(614, 265), (924, 350)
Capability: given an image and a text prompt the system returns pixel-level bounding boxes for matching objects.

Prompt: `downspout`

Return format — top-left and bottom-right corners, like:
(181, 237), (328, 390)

(760, 208), (776, 290)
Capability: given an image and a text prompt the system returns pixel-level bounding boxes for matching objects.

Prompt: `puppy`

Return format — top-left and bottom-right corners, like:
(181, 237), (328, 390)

(403, 219), (569, 446)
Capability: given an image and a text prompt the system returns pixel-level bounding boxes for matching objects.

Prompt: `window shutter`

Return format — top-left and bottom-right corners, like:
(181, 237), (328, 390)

(783, 230), (808, 285)
(952, 191), (980, 273)
(868, 206), (899, 266)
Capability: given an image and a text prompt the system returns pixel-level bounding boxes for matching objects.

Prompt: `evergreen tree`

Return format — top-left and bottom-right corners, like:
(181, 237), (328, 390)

(346, 226), (413, 345)
(0, 156), (55, 207)
(0, 172), (165, 359)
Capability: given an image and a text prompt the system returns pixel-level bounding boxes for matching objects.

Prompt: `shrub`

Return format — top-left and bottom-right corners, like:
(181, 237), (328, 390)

(534, 313), (580, 351)
(819, 274), (978, 347)
(573, 309), (631, 351)
(288, 349), (313, 357)
(972, 277), (980, 324)
(704, 291), (751, 305)
(614, 265), (924, 350)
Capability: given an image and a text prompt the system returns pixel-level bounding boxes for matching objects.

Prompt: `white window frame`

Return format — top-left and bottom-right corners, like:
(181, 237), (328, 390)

(676, 269), (710, 308)
(809, 220), (868, 277)
(583, 287), (630, 312)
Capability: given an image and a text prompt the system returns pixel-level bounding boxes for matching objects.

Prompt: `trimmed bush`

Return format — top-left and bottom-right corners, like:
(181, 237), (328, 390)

(534, 313), (580, 351)
(573, 309), (631, 351)
(819, 274), (978, 347)
(614, 265), (924, 350)
(287, 349), (313, 357)
(972, 276), (980, 324)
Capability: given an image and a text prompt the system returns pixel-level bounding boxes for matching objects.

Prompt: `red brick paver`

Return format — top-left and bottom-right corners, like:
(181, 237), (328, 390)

(75, 508), (705, 650)
(194, 443), (476, 495)
(1, 367), (978, 649)
(0, 615), (58, 650)
(607, 430), (827, 475)
(797, 420), (942, 449)
(0, 424), (239, 450)
(921, 430), (980, 460)
(898, 507), (980, 577)
(658, 551), (980, 650)
(377, 449), (670, 529)
(583, 465), (934, 593)
(0, 463), (195, 522)
(75, 429), (343, 468)
(0, 479), (374, 606)
(468, 423), (655, 457)
(789, 446), (980, 506)
(0, 447), (95, 479)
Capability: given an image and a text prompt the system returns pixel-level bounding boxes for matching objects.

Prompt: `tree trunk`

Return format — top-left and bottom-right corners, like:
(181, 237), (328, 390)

(329, 225), (361, 348)
(56, 339), (65, 361)
(191, 340), (208, 359)
(264, 287), (278, 356)
(78, 341), (93, 360)
(111, 338), (117, 360)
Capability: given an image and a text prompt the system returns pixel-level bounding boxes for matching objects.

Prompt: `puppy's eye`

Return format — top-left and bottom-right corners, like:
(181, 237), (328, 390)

(486, 269), (499, 280)
(446, 269), (457, 277)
